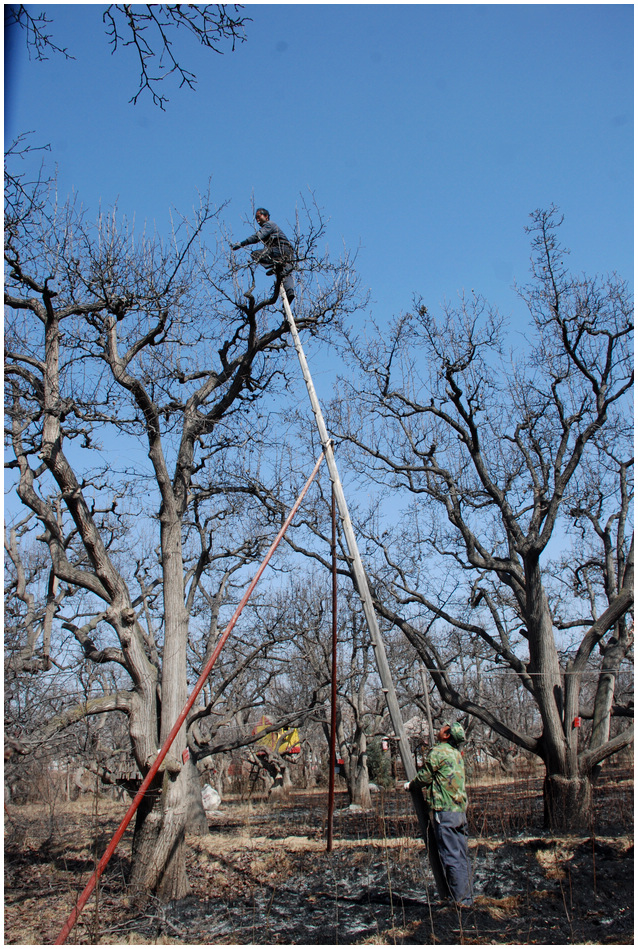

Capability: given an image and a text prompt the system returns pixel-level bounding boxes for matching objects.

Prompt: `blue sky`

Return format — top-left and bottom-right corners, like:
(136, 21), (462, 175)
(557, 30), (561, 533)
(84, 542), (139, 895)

(5, 3), (633, 335)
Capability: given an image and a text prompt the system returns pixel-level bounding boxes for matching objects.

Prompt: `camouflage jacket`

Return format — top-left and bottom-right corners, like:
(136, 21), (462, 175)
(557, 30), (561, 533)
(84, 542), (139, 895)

(410, 740), (467, 812)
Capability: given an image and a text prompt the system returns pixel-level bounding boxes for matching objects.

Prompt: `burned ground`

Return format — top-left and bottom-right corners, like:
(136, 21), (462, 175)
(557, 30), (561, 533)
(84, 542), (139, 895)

(4, 766), (633, 945)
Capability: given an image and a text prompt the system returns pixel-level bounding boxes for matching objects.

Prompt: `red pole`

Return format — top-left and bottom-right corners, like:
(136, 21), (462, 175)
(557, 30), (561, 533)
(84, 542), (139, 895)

(55, 452), (325, 945)
(327, 485), (338, 851)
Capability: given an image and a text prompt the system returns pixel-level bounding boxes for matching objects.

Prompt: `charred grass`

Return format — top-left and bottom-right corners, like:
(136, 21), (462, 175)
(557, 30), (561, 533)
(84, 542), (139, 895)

(4, 768), (633, 945)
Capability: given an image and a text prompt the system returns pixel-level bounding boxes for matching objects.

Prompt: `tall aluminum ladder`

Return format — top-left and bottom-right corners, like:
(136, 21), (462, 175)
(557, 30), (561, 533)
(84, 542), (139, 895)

(280, 288), (448, 898)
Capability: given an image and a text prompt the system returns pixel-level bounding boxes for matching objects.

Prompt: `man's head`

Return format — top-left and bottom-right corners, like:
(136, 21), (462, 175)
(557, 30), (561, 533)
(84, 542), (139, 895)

(438, 722), (466, 746)
(255, 208), (270, 225)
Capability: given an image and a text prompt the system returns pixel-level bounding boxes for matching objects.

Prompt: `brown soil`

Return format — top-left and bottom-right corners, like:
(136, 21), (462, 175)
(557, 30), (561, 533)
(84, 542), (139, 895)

(4, 772), (633, 945)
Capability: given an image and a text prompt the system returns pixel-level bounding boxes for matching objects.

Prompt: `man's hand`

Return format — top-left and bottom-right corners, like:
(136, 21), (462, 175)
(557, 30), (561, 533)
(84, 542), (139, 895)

(404, 781), (412, 791)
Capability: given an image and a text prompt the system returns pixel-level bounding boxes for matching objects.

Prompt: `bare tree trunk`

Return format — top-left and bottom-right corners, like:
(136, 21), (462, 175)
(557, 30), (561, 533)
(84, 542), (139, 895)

(348, 730), (371, 808)
(184, 756), (208, 836)
(352, 766), (372, 809)
(525, 556), (568, 776)
(130, 770), (190, 899)
(543, 774), (592, 831)
(125, 564), (193, 895)
(129, 780), (162, 891)
(213, 756), (227, 797)
(590, 626), (630, 751)
(524, 555), (592, 829)
(138, 511), (191, 898)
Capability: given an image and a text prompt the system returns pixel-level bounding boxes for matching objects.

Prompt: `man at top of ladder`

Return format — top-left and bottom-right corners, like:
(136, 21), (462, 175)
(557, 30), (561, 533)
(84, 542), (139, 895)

(231, 208), (296, 303)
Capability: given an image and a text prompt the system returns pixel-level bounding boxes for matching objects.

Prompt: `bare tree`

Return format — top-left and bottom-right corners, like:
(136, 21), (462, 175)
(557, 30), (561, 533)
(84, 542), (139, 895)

(332, 208), (633, 829)
(5, 4), (249, 108)
(260, 575), (393, 807)
(185, 574), (326, 792)
(4, 151), (362, 897)
(5, 513), (63, 675)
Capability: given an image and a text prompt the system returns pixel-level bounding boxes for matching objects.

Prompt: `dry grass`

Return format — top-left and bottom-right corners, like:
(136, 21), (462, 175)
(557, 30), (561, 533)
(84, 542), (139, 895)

(4, 783), (634, 945)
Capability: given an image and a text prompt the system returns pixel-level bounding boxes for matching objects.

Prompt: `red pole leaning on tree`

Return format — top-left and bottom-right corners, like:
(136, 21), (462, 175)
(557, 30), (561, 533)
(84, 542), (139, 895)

(55, 451), (325, 945)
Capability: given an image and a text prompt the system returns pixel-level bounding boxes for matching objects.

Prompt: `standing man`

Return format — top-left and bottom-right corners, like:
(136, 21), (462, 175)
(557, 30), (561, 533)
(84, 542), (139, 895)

(231, 208), (295, 303)
(405, 722), (474, 907)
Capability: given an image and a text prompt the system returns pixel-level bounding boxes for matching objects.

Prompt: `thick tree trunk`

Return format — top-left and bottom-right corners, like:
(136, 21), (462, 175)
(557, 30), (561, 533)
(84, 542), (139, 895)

(129, 769), (190, 899)
(590, 626), (630, 751)
(525, 555), (568, 775)
(129, 781), (162, 891)
(351, 763), (371, 808)
(523, 554), (590, 831)
(133, 508), (191, 899)
(151, 775), (190, 900)
(184, 756), (209, 836)
(543, 772), (592, 831)
(348, 731), (371, 808)
(125, 507), (193, 900)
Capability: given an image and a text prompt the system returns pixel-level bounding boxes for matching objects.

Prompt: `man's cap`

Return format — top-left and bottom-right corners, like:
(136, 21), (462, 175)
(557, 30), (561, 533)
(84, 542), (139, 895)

(447, 722), (466, 745)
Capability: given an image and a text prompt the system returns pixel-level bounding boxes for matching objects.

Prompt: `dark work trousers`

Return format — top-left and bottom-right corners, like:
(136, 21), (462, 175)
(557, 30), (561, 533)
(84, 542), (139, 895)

(432, 810), (473, 905)
(251, 247), (295, 298)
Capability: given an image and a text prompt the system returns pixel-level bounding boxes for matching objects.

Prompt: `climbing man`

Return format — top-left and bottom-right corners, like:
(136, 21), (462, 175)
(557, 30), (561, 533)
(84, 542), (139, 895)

(405, 722), (474, 907)
(231, 208), (295, 303)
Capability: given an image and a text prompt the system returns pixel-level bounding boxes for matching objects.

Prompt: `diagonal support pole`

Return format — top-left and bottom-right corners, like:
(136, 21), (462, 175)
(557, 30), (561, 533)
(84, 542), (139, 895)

(281, 289), (449, 898)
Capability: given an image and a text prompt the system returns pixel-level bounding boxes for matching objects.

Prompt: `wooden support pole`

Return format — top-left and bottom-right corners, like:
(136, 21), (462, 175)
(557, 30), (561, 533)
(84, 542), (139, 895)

(281, 290), (449, 898)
